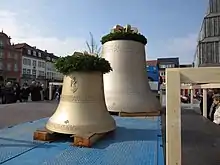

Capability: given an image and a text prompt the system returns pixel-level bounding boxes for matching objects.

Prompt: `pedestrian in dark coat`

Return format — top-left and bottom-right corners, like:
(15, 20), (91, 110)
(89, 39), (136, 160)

(3, 82), (15, 104)
(21, 83), (30, 102)
(200, 90), (214, 117)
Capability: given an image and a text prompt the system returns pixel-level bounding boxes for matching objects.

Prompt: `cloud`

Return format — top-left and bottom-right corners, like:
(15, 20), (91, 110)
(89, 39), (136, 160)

(166, 33), (197, 55)
(164, 33), (198, 63)
(0, 10), (86, 56)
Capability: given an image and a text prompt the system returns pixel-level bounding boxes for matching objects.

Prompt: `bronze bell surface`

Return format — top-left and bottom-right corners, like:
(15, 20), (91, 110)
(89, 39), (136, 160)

(46, 72), (116, 135)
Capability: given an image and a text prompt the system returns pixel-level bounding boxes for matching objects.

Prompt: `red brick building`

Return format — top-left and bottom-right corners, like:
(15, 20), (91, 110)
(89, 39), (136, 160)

(146, 60), (157, 67)
(0, 31), (22, 83)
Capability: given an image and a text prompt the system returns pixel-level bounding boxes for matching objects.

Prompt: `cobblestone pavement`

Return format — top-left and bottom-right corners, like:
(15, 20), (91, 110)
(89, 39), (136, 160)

(0, 102), (58, 129)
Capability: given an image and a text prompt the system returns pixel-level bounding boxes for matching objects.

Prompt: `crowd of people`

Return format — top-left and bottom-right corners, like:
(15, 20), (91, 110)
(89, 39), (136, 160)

(199, 89), (220, 125)
(0, 81), (62, 104)
(3, 81), (220, 125)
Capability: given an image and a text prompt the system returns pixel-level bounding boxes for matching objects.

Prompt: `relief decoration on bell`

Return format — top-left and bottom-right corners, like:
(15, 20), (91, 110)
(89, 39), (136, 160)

(70, 76), (78, 93)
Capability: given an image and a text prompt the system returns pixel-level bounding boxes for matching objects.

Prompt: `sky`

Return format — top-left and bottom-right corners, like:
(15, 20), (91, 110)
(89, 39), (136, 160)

(0, 0), (208, 64)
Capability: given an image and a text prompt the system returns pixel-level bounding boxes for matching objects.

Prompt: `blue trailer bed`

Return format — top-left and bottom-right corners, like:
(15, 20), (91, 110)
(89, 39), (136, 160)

(0, 116), (164, 165)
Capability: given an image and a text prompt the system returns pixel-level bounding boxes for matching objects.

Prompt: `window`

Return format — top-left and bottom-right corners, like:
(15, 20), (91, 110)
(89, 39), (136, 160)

(52, 72), (55, 79)
(51, 64), (56, 71)
(0, 50), (3, 58)
(14, 53), (17, 60)
(42, 62), (45, 68)
(33, 51), (36, 56)
(38, 61), (45, 68)
(28, 59), (31, 65)
(167, 64), (172, 68)
(14, 63), (18, 71)
(32, 69), (36, 75)
(7, 63), (11, 71)
(46, 56), (50, 61)
(0, 40), (3, 46)
(160, 64), (175, 69)
(26, 69), (31, 74)
(38, 52), (41, 57)
(27, 49), (31, 55)
(23, 58), (26, 65)
(8, 52), (12, 58)
(159, 64), (166, 68)
(47, 63), (52, 71)
(39, 71), (45, 76)
(22, 68), (26, 74)
(0, 62), (3, 69)
(160, 72), (165, 76)
(32, 60), (36, 67)
(47, 72), (53, 79)
(23, 58), (31, 65)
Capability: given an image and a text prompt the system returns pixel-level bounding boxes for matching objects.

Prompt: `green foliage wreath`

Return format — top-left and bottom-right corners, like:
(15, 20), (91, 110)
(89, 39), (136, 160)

(101, 25), (147, 45)
(54, 52), (112, 75)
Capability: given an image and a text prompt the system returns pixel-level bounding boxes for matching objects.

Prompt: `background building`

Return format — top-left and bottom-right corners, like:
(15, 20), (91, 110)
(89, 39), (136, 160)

(146, 60), (159, 81)
(179, 64), (193, 68)
(146, 60), (159, 91)
(157, 57), (179, 83)
(195, 0), (220, 67)
(0, 31), (22, 83)
(45, 52), (63, 84)
(14, 43), (63, 85)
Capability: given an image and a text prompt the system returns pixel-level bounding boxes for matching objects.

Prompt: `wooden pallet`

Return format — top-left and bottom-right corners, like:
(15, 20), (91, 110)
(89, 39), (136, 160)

(109, 111), (161, 117)
(33, 128), (113, 147)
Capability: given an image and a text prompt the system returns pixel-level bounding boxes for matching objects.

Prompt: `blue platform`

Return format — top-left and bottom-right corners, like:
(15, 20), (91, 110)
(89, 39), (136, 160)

(0, 116), (164, 165)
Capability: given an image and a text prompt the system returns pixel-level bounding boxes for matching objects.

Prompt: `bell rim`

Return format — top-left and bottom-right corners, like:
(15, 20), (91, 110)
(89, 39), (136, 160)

(45, 121), (116, 135)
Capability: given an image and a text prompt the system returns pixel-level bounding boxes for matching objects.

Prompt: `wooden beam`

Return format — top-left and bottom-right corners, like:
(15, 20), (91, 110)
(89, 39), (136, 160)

(198, 83), (220, 89)
(166, 69), (181, 165)
(190, 89), (194, 108)
(161, 83), (220, 90)
(176, 67), (220, 83)
(164, 67), (220, 164)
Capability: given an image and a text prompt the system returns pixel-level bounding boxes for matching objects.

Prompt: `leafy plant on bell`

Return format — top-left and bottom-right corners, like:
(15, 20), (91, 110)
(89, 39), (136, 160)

(54, 51), (112, 75)
(101, 24), (147, 45)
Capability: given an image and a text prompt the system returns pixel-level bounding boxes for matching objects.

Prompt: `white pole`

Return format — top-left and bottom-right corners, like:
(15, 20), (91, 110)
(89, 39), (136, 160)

(49, 84), (52, 100)
(203, 89), (207, 118)
(190, 88), (194, 108)
(160, 85), (163, 105)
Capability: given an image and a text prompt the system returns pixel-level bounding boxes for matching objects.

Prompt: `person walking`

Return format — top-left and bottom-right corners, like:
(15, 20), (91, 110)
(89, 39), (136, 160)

(212, 94), (220, 125)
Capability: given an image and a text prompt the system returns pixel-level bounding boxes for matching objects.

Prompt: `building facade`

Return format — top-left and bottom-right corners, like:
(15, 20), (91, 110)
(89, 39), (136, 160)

(195, 0), (220, 66)
(146, 60), (159, 91)
(146, 60), (159, 82)
(14, 43), (63, 86)
(157, 57), (179, 83)
(0, 31), (22, 83)
(45, 52), (63, 83)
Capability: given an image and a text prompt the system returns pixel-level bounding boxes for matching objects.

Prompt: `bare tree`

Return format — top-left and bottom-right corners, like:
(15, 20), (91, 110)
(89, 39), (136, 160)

(86, 32), (101, 56)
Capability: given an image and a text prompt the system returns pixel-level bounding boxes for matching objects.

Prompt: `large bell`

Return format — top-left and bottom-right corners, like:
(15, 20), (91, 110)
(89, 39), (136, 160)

(102, 40), (160, 113)
(46, 72), (116, 135)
